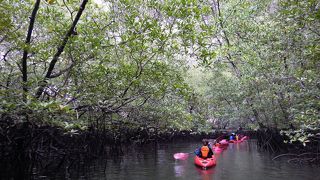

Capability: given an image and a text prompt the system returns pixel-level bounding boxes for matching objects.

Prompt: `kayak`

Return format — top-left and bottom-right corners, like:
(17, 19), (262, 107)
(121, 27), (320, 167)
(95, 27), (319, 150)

(215, 143), (227, 150)
(229, 140), (243, 143)
(194, 156), (217, 169)
(219, 139), (229, 146)
(213, 146), (223, 153)
(241, 136), (249, 141)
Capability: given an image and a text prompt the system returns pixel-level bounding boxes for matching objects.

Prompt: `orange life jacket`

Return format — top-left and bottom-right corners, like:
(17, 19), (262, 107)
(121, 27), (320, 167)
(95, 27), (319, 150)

(201, 146), (209, 158)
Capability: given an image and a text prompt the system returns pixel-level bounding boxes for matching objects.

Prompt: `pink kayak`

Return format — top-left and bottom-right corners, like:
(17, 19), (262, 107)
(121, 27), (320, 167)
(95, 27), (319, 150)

(219, 139), (229, 146)
(241, 136), (249, 141)
(229, 140), (243, 143)
(194, 155), (217, 169)
(215, 143), (226, 149)
(213, 146), (223, 153)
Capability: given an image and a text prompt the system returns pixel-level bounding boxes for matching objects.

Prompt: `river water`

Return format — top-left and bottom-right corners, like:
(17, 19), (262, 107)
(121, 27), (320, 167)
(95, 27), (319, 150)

(45, 140), (320, 180)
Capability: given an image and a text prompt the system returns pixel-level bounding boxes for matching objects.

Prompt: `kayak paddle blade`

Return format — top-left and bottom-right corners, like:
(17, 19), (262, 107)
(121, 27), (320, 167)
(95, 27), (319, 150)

(173, 153), (189, 160)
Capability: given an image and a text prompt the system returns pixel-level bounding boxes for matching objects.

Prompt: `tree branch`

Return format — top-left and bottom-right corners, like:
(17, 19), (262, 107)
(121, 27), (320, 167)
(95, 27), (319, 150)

(35, 0), (88, 98)
(22, 0), (41, 95)
(215, 0), (241, 77)
(48, 62), (75, 78)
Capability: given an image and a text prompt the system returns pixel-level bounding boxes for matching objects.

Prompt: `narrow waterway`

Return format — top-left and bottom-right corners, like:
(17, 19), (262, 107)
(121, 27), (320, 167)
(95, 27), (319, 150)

(40, 140), (320, 180)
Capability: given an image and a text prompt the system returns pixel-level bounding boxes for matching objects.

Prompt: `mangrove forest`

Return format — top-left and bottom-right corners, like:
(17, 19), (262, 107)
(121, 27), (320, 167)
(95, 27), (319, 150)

(0, 0), (319, 179)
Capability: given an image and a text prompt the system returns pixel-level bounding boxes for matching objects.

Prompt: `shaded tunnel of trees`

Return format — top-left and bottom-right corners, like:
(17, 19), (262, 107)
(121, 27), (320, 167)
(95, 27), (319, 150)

(0, 0), (319, 177)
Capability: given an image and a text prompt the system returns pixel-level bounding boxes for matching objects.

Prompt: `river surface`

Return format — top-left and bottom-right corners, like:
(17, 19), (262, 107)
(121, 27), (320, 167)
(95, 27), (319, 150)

(37, 140), (320, 180)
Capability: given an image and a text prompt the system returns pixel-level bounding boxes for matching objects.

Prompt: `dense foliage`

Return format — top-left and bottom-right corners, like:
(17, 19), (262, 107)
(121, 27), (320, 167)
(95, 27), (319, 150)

(0, 0), (319, 142)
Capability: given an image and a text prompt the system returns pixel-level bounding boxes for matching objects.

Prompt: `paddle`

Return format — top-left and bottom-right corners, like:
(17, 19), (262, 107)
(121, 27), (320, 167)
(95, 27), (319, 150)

(173, 152), (192, 160)
(174, 141), (219, 160)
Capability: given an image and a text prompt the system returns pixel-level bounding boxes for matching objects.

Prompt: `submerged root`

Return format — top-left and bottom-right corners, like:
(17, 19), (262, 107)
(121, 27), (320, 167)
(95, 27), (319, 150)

(272, 153), (297, 161)
(273, 152), (320, 164)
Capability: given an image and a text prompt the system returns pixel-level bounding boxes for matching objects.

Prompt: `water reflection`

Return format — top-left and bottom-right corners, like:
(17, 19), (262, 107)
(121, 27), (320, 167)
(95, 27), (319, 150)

(174, 160), (188, 177)
(10, 140), (320, 180)
(195, 167), (215, 180)
(236, 142), (240, 150)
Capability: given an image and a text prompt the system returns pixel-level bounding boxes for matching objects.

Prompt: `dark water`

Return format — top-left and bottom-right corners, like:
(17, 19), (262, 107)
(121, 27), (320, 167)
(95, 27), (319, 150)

(40, 140), (320, 180)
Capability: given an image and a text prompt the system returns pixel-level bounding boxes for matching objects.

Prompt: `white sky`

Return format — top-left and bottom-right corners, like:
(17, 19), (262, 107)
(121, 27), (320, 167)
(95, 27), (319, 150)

(93, 0), (111, 12)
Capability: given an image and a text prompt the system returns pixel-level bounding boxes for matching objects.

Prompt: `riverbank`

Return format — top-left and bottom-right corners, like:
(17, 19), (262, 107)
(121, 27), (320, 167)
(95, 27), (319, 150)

(256, 127), (320, 165)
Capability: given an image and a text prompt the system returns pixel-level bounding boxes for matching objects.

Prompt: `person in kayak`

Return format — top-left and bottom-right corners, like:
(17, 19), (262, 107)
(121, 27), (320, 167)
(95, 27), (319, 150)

(200, 139), (214, 159)
(229, 133), (235, 140)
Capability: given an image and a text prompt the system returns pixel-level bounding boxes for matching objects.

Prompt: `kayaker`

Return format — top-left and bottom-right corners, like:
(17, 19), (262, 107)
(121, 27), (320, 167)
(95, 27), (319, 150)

(229, 133), (235, 140)
(194, 147), (201, 157)
(200, 139), (214, 159)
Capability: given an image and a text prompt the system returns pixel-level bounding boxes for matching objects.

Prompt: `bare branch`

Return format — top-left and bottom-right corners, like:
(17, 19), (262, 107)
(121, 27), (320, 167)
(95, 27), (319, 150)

(35, 0), (89, 98)
(48, 62), (75, 78)
(21, 0), (41, 95)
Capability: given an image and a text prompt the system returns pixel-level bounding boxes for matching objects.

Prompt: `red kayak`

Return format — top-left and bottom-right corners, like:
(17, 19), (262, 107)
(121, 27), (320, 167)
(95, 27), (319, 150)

(229, 140), (243, 143)
(194, 156), (217, 169)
